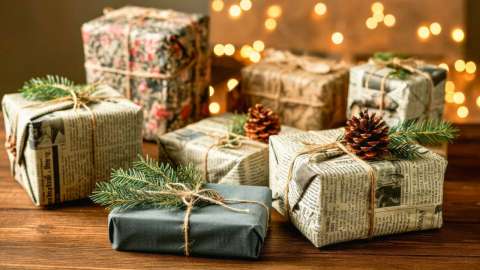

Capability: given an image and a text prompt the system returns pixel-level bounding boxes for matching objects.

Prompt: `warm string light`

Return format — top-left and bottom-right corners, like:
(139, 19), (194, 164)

(211, 0), (224, 12)
(451, 28), (465, 43)
(267, 5), (282, 18)
(265, 18), (277, 31)
(224, 43), (235, 56)
(455, 59), (466, 72)
(249, 51), (261, 62)
(429, 22), (442, 35)
(438, 63), (449, 71)
(476, 96), (480, 108)
(209, 86), (215, 97)
(314, 2), (327, 16)
(253, 40), (265, 51)
(417, 25), (430, 40)
(229, 4), (242, 18)
(209, 102), (221, 114)
(239, 0), (252, 11)
(331, 32), (344, 45)
(453, 92), (465, 104)
(366, 2), (395, 29)
(227, 78), (239, 91)
(465, 61), (477, 74)
(457, 106), (469, 118)
(213, 44), (225, 56)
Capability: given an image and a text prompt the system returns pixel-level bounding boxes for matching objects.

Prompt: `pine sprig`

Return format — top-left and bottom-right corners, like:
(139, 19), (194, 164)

(90, 156), (205, 211)
(228, 113), (248, 136)
(20, 75), (98, 101)
(388, 119), (458, 159)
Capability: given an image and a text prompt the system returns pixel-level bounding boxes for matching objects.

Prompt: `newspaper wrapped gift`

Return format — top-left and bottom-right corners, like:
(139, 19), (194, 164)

(158, 114), (298, 186)
(82, 6), (210, 140)
(2, 86), (143, 206)
(108, 183), (271, 259)
(269, 129), (447, 247)
(347, 59), (447, 126)
(240, 50), (349, 131)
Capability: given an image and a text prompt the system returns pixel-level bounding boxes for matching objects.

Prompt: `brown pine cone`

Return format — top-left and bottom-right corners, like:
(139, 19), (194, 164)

(244, 104), (281, 143)
(344, 110), (390, 160)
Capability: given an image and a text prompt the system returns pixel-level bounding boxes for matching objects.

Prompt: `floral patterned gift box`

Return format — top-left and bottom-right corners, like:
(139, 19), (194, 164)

(82, 6), (210, 140)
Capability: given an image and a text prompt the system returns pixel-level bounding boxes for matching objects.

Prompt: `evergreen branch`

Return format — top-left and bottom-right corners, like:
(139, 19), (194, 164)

(90, 156), (204, 211)
(20, 75), (76, 101)
(388, 119), (458, 159)
(20, 75), (99, 101)
(228, 113), (248, 136)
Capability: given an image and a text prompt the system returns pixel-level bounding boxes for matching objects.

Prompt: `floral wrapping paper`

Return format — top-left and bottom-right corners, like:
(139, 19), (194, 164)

(347, 63), (447, 126)
(240, 50), (350, 131)
(82, 6), (210, 140)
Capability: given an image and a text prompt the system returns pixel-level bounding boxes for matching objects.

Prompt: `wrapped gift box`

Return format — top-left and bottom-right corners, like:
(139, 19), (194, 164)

(108, 183), (271, 259)
(347, 62), (447, 126)
(82, 6), (210, 140)
(269, 129), (447, 247)
(158, 113), (298, 186)
(2, 86), (143, 206)
(240, 50), (349, 131)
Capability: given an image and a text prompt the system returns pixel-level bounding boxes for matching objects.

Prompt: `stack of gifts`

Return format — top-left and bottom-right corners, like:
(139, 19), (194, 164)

(1, 3), (458, 259)
(82, 6), (210, 140)
(2, 77), (143, 206)
(158, 104), (298, 187)
(239, 49), (350, 131)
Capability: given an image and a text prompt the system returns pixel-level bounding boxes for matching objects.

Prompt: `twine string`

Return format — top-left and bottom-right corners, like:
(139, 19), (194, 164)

(146, 182), (269, 256)
(364, 57), (434, 116)
(284, 140), (377, 238)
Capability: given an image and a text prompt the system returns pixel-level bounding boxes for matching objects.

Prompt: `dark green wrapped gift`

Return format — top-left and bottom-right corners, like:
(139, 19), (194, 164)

(107, 184), (271, 259)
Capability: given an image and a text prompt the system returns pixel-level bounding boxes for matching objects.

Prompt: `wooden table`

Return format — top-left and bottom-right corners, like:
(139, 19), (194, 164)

(1, 119), (479, 270)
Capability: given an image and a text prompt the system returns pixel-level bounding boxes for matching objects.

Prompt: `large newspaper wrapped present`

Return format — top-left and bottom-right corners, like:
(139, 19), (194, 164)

(347, 60), (447, 126)
(240, 50), (349, 131)
(109, 183), (271, 259)
(82, 6), (210, 140)
(269, 129), (447, 247)
(158, 114), (298, 186)
(2, 86), (143, 206)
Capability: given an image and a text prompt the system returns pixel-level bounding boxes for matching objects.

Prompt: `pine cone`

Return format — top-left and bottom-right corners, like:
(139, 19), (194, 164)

(344, 110), (390, 160)
(244, 104), (281, 143)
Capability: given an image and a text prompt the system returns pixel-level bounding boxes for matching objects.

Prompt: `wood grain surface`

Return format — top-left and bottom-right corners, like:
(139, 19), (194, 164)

(0, 117), (479, 270)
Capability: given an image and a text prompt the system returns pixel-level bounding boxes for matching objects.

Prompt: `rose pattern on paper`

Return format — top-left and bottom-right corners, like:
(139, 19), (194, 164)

(82, 6), (211, 140)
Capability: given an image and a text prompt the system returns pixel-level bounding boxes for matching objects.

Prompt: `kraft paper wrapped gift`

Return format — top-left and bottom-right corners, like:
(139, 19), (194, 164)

(269, 129), (447, 248)
(240, 50), (349, 131)
(158, 113), (299, 186)
(347, 59), (447, 126)
(2, 86), (143, 206)
(82, 6), (210, 140)
(108, 183), (271, 259)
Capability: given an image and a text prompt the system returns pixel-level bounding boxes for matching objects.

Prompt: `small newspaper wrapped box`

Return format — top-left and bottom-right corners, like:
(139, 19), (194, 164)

(82, 6), (210, 140)
(2, 87), (143, 206)
(347, 62), (447, 126)
(269, 129), (447, 247)
(158, 114), (297, 186)
(108, 183), (271, 258)
(240, 50), (349, 131)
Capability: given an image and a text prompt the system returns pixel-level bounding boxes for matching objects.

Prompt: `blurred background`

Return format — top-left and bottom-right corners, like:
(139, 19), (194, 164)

(1, 0), (479, 124)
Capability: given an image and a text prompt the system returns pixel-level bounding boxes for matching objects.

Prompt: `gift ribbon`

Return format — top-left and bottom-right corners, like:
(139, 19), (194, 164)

(144, 182), (270, 256)
(84, 7), (202, 100)
(204, 132), (244, 183)
(364, 56), (434, 116)
(5, 84), (122, 201)
(283, 136), (377, 238)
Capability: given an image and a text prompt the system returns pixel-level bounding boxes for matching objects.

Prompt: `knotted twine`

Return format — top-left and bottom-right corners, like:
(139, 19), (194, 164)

(203, 132), (244, 183)
(364, 56), (434, 116)
(148, 181), (269, 256)
(283, 137), (377, 238)
(5, 83), (121, 190)
(85, 7), (201, 100)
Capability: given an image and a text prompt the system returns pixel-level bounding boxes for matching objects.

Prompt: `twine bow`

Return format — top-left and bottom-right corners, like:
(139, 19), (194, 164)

(204, 132), (245, 182)
(148, 182), (269, 256)
(284, 138), (377, 238)
(84, 7), (201, 100)
(364, 56), (434, 115)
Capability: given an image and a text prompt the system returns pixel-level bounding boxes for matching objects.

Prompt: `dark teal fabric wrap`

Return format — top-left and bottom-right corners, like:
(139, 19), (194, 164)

(108, 184), (272, 259)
